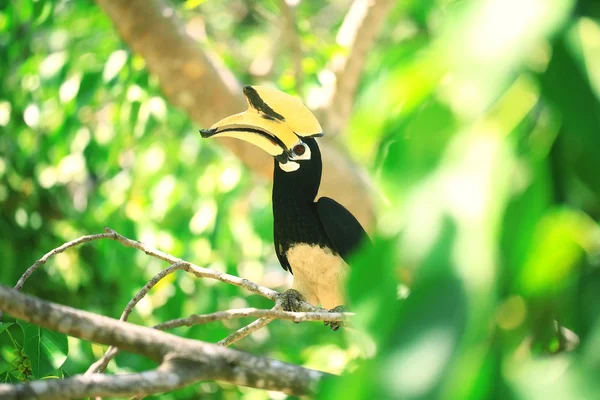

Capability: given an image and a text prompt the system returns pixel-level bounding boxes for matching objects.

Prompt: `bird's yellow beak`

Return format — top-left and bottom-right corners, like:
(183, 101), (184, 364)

(199, 86), (322, 160)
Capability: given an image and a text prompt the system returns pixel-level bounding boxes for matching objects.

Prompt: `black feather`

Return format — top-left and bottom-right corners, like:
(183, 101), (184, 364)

(316, 197), (369, 262)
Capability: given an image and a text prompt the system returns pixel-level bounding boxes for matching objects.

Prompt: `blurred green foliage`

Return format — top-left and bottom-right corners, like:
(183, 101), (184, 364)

(1, 0), (600, 399)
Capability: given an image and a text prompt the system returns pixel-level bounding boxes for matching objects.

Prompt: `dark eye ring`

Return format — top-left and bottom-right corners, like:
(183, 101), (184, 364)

(293, 144), (305, 156)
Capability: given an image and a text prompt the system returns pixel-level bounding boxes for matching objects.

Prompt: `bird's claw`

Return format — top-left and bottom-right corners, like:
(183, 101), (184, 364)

(279, 289), (306, 313)
(324, 305), (346, 331)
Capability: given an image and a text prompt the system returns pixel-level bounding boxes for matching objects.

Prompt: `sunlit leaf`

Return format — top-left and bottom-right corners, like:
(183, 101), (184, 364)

(519, 208), (598, 295)
(20, 322), (68, 379)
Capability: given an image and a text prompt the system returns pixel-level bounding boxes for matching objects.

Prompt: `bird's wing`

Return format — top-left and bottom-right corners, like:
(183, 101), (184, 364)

(274, 236), (292, 273)
(316, 197), (370, 263)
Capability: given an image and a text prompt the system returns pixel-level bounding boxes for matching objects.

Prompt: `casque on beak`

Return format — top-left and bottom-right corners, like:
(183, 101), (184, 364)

(199, 86), (323, 163)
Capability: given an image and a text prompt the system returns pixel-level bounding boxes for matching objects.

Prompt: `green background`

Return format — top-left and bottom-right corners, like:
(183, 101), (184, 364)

(1, 0), (600, 398)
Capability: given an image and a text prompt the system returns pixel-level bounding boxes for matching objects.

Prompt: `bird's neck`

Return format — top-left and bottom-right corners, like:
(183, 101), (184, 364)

(272, 162), (327, 248)
(271, 137), (324, 245)
(272, 165), (319, 203)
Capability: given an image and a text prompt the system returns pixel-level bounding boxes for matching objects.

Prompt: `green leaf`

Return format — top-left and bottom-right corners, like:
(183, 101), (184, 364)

(348, 237), (401, 342)
(19, 322), (68, 379)
(2, 371), (20, 384)
(379, 98), (457, 196)
(540, 35), (600, 199)
(0, 322), (24, 350)
(0, 323), (22, 378)
(518, 208), (598, 296)
(0, 323), (14, 336)
(33, 0), (54, 27)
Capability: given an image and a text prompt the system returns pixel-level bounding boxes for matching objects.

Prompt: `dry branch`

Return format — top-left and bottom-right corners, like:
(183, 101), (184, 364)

(121, 261), (190, 321)
(156, 307), (350, 329)
(0, 286), (329, 398)
(219, 316), (276, 347)
(104, 228), (279, 301)
(2, 356), (204, 399)
(15, 232), (114, 291)
(1, 229), (353, 397)
(215, 296), (343, 346)
(9, 227), (278, 301)
(86, 261), (190, 374)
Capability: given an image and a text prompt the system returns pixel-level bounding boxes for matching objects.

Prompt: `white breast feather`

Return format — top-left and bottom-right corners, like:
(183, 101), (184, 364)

(285, 243), (348, 309)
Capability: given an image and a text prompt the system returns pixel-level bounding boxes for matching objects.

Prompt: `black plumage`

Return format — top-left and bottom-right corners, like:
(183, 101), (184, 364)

(272, 138), (369, 274)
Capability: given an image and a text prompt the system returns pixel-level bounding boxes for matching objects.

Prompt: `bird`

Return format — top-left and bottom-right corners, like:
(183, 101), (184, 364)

(200, 86), (369, 330)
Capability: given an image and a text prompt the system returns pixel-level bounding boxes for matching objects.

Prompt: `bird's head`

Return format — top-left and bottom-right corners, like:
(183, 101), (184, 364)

(199, 86), (323, 174)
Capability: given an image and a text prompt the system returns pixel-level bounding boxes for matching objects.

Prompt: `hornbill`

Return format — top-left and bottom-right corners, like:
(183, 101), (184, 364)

(200, 86), (369, 330)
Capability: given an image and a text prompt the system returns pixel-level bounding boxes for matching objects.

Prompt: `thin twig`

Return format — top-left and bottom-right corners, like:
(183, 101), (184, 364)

(121, 261), (189, 321)
(14, 232), (114, 291)
(218, 315), (276, 347)
(1, 358), (202, 399)
(155, 307), (351, 330)
(85, 347), (119, 376)
(10, 229), (278, 302)
(0, 232), (115, 320)
(104, 228), (279, 301)
(217, 300), (285, 348)
(85, 262), (190, 375)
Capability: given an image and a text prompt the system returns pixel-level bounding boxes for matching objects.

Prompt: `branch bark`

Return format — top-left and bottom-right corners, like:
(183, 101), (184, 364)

(219, 312), (278, 347)
(86, 261), (190, 374)
(0, 286), (329, 397)
(155, 307), (349, 330)
(4, 228), (352, 389)
(322, 0), (395, 136)
(2, 356), (204, 399)
(14, 233), (114, 291)
(102, 228), (279, 301)
(94, 0), (375, 230)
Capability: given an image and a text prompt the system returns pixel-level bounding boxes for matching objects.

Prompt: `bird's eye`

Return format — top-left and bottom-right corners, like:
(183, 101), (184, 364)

(293, 144), (305, 156)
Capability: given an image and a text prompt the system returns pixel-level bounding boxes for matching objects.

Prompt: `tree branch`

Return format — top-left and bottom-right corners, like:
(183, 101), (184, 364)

(1, 356), (205, 399)
(0, 286), (329, 397)
(155, 307), (350, 330)
(5, 227), (278, 302)
(14, 232), (114, 291)
(94, 0), (375, 230)
(214, 294), (334, 347)
(85, 346), (119, 376)
(212, 292), (344, 347)
(86, 261), (190, 374)
(104, 228), (279, 301)
(120, 261), (190, 321)
(321, 0), (395, 136)
(218, 315), (277, 347)
(0, 232), (113, 320)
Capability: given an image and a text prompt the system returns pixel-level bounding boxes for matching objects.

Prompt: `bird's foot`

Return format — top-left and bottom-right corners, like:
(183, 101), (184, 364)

(279, 289), (306, 313)
(325, 305), (347, 331)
